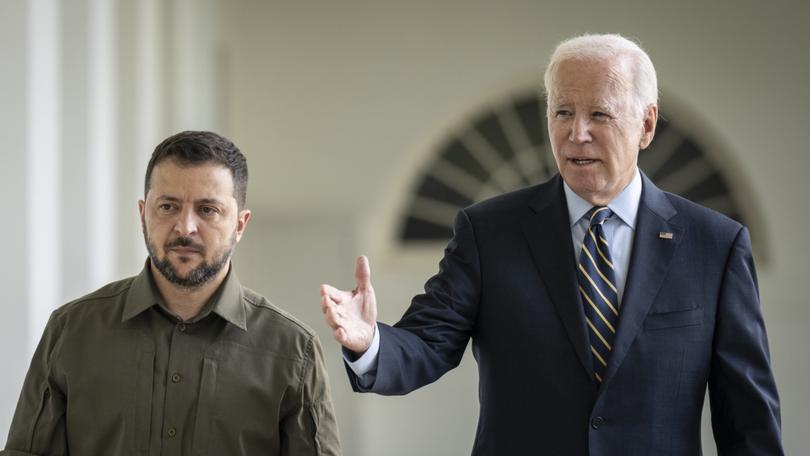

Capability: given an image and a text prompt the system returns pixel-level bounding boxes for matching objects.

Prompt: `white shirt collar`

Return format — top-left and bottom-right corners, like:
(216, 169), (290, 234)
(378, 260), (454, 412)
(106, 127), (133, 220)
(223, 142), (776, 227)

(563, 168), (642, 229)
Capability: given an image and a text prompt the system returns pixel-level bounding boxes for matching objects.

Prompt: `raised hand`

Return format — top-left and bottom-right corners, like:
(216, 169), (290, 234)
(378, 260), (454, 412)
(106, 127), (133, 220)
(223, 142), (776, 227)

(320, 255), (378, 354)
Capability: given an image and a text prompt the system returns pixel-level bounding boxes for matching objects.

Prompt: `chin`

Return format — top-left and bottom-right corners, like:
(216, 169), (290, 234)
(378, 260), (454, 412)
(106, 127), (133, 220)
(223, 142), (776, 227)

(171, 258), (201, 271)
(566, 175), (601, 193)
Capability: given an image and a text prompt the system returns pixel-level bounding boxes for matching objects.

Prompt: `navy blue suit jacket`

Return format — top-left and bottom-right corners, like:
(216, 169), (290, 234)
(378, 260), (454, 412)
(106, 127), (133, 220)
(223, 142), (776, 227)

(349, 173), (782, 455)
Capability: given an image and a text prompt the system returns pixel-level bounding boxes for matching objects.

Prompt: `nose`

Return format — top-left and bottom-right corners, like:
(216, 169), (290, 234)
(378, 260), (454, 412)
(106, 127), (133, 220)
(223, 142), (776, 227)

(173, 207), (199, 236)
(568, 115), (592, 144)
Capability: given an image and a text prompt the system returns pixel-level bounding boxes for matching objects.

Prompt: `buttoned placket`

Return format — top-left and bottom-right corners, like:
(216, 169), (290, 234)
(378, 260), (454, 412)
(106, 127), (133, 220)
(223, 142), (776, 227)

(160, 318), (192, 453)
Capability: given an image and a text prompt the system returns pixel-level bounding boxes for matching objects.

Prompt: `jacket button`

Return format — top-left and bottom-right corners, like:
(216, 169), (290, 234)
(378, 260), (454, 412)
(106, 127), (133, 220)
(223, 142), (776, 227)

(591, 416), (605, 429)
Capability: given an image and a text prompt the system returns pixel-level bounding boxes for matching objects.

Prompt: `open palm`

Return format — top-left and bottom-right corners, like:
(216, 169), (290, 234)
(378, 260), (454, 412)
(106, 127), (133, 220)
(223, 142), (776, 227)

(320, 255), (378, 354)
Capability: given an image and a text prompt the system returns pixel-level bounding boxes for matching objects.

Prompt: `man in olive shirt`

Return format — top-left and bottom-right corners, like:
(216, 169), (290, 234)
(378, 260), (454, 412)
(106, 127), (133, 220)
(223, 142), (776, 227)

(3, 131), (341, 455)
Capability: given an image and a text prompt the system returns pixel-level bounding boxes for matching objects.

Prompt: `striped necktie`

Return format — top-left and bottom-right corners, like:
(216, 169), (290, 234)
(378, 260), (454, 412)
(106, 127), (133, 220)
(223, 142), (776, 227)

(577, 206), (619, 385)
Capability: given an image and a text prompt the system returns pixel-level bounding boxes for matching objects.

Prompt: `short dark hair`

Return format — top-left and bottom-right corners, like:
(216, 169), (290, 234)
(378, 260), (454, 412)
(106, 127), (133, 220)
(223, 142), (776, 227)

(144, 131), (248, 209)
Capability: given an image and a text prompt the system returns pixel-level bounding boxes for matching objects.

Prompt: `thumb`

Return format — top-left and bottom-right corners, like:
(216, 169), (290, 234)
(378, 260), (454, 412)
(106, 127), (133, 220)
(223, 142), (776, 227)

(354, 255), (371, 291)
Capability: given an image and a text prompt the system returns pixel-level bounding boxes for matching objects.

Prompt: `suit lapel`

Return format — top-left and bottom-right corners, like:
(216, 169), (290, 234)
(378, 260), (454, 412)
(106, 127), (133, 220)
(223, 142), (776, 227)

(601, 173), (684, 385)
(521, 175), (593, 378)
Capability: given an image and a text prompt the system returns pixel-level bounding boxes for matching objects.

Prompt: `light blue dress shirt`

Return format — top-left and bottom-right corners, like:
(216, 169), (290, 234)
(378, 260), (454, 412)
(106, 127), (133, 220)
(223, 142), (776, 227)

(346, 169), (643, 379)
(564, 168), (641, 305)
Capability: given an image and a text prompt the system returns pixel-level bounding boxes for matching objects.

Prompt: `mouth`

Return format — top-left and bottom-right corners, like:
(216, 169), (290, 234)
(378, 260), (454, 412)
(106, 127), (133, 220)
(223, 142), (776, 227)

(169, 247), (201, 255)
(569, 158), (599, 166)
(164, 237), (206, 257)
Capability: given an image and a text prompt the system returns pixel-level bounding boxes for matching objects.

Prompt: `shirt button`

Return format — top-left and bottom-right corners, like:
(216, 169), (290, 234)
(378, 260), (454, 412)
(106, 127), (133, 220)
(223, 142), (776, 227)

(177, 323), (187, 333)
(167, 426), (177, 437)
(171, 373), (182, 383)
(591, 416), (605, 429)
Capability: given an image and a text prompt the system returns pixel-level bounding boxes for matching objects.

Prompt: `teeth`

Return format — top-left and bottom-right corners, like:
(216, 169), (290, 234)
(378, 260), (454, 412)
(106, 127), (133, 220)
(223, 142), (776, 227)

(573, 159), (594, 165)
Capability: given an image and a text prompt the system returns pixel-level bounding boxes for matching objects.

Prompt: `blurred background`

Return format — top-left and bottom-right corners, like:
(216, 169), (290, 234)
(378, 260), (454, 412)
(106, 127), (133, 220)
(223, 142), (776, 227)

(1, 0), (808, 454)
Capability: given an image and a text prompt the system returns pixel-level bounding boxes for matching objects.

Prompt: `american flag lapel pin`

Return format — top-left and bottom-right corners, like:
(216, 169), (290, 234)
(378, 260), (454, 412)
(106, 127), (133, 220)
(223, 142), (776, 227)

(658, 232), (674, 240)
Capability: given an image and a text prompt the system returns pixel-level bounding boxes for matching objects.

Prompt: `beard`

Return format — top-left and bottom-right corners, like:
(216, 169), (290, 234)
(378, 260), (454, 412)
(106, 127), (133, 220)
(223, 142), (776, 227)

(143, 228), (236, 289)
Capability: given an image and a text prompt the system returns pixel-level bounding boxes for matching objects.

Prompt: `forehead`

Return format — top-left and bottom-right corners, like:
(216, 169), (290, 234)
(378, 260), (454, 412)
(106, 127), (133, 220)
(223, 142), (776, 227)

(148, 160), (235, 202)
(549, 57), (633, 105)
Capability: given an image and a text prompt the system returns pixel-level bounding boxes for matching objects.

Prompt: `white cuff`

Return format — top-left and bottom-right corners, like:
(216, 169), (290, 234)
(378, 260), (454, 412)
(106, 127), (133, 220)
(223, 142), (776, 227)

(344, 323), (380, 377)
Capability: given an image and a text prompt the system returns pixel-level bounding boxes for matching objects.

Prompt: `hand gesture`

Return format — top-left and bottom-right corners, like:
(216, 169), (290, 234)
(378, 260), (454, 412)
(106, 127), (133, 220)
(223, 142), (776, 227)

(320, 255), (378, 354)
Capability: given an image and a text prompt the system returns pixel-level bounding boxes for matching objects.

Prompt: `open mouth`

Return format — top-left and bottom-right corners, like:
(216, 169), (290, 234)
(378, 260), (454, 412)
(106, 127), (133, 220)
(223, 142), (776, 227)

(571, 158), (598, 166)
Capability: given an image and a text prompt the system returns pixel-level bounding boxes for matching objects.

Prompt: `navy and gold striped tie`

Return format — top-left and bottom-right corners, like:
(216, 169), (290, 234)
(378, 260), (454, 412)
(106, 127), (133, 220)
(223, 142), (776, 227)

(577, 206), (619, 385)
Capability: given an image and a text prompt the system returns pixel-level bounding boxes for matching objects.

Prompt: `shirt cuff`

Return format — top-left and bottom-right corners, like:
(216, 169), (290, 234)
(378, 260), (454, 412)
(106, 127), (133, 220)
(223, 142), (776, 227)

(342, 323), (380, 377)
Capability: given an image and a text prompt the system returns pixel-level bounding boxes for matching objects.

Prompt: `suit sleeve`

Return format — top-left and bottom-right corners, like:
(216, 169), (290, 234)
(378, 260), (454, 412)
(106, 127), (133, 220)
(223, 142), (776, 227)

(347, 209), (481, 395)
(2, 314), (68, 456)
(709, 227), (783, 455)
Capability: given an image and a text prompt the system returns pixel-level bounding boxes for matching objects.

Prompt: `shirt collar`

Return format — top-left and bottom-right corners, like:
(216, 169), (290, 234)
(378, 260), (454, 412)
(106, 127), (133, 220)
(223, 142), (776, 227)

(212, 265), (248, 331)
(122, 262), (159, 322)
(122, 260), (248, 331)
(563, 167), (642, 229)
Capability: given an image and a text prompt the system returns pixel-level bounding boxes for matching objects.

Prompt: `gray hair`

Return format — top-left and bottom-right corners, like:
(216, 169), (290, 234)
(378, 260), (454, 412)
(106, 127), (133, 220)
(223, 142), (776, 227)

(543, 34), (658, 117)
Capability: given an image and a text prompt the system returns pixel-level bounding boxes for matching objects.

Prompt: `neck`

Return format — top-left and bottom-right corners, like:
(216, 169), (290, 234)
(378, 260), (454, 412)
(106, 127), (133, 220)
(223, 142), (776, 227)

(149, 262), (230, 321)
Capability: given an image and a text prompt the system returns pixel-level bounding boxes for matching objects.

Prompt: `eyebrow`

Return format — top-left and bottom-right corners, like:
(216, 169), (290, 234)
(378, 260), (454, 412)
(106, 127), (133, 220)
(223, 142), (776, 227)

(155, 195), (226, 206)
(591, 103), (617, 112)
(196, 198), (225, 206)
(549, 100), (618, 112)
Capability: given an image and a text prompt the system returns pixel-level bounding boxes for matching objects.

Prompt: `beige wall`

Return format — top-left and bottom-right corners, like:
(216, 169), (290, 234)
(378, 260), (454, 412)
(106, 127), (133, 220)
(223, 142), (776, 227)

(1, 0), (807, 454)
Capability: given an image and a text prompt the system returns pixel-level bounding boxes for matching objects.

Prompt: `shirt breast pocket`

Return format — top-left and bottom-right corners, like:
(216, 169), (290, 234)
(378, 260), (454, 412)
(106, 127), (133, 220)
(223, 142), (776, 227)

(192, 345), (293, 455)
(643, 307), (703, 330)
(192, 356), (217, 455)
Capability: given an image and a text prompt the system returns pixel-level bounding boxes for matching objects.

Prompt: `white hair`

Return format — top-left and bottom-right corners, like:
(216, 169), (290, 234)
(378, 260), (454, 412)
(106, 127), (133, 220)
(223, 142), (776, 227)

(543, 33), (658, 117)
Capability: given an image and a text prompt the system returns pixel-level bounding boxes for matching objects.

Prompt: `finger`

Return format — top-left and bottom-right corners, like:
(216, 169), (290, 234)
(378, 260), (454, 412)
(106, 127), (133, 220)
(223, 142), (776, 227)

(322, 294), (342, 316)
(322, 298), (341, 324)
(334, 327), (347, 344)
(323, 303), (344, 328)
(320, 294), (332, 314)
(321, 292), (340, 309)
(321, 284), (348, 304)
(354, 255), (371, 292)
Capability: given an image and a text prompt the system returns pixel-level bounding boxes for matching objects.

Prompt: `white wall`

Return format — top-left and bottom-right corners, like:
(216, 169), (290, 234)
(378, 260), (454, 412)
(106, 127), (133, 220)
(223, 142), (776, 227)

(1, 0), (808, 453)
(0, 1), (31, 439)
(0, 0), (121, 442)
(0, 0), (223, 446)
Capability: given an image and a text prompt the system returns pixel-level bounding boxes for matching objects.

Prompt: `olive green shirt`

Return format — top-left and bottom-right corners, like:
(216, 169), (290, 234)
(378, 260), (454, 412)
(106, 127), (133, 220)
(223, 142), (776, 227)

(3, 263), (341, 456)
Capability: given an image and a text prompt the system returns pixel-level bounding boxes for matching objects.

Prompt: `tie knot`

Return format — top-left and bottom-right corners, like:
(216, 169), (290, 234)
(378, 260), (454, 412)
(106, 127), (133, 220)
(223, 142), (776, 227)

(587, 206), (613, 227)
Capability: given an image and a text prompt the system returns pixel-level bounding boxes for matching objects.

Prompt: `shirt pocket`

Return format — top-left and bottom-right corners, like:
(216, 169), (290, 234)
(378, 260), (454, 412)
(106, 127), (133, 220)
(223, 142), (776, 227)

(643, 307), (703, 330)
(192, 356), (217, 456)
(193, 344), (295, 455)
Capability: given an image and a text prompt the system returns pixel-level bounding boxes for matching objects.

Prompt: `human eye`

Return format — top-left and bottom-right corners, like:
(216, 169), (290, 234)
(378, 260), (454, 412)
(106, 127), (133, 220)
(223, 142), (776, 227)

(554, 109), (573, 118)
(157, 203), (177, 213)
(199, 206), (220, 217)
(591, 111), (612, 121)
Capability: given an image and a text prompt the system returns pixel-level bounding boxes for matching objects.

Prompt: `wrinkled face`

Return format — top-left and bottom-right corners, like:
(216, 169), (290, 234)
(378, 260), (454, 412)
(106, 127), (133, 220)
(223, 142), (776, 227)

(547, 57), (657, 205)
(139, 160), (251, 289)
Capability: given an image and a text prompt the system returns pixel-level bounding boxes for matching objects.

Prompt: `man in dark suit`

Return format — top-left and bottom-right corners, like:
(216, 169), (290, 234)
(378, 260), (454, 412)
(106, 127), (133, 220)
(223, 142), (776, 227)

(320, 34), (782, 455)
